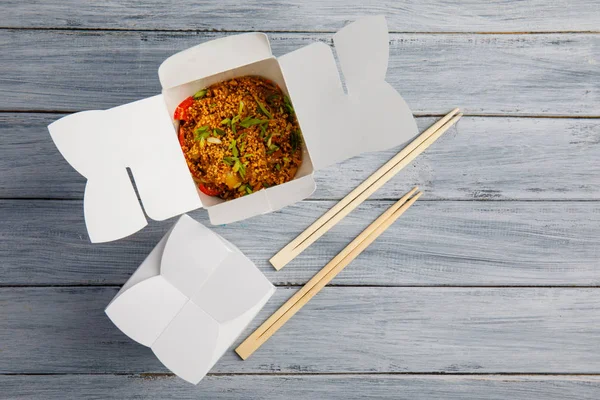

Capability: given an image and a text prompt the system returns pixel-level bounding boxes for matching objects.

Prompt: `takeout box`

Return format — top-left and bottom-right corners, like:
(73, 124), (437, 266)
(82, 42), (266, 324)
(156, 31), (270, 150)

(105, 214), (275, 384)
(48, 16), (418, 243)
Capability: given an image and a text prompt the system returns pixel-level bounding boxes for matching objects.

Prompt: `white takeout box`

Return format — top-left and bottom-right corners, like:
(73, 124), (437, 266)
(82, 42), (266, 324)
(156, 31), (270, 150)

(105, 214), (275, 384)
(48, 16), (418, 243)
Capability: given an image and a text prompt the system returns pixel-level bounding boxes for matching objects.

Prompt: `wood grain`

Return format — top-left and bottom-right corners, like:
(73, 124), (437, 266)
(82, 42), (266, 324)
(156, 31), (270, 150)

(270, 112), (459, 270)
(3, 114), (600, 201)
(2, 200), (598, 286)
(2, 0), (599, 32)
(1, 31), (598, 115)
(237, 191), (422, 360)
(1, 1), (600, 396)
(3, 374), (600, 400)
(2, 287), (600, 374)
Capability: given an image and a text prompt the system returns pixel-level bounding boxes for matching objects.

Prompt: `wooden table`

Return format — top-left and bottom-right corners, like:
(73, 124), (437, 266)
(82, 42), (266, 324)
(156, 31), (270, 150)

(1, 2), (599, 398)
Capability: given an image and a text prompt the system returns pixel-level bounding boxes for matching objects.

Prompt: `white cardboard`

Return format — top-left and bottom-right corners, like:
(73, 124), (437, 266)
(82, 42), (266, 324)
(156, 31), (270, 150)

(48, 16), (418, 243)
(49, 96), (202, 243)
(105, 214), (275, 384)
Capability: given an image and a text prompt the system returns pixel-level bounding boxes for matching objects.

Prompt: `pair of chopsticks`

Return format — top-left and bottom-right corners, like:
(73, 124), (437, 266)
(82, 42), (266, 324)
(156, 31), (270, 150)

(269, 108), (463, 271)
(235, 187), (422, 360)
(235, 108), (462, 360)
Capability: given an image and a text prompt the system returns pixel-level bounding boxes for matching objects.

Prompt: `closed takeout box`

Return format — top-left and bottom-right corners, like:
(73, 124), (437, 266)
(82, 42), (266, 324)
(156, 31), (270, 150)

(105, 214), (275, 384)
(48, 16), (418, 243)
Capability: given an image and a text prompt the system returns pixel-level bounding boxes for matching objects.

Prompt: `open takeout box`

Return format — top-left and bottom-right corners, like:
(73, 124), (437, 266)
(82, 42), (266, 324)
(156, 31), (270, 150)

(48, 16), (418, 243)
(105, 214), (275, 384)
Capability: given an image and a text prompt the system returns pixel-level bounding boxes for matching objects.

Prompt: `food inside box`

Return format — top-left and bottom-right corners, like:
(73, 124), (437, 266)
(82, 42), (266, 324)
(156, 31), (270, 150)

(176, 76), (303, 199)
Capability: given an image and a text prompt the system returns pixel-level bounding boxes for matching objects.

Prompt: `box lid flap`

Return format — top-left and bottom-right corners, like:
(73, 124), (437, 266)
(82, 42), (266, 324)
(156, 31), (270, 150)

(48, 95), (202, 243)
(160, 214), (231, 298)
(277, 15), (417, 171)
(191, 251), (274, 323)
(105, 275), (188, 347)
(151, 302), (219, 384)
(158, 33), (273, 90)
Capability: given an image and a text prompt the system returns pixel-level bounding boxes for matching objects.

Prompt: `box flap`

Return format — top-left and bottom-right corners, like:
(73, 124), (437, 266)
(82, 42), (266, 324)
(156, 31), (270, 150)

(48, 95), (202, 243)
(160, 214), (231, 297)
(105, 275), (188, 347)
(278, 15), (417, 171)
(158, 33), (272, 90)
(191, 251), (274, 323)
(209, 285), (275, 367)
(110, 225), (172, 302)
(151, 302), (219, 384)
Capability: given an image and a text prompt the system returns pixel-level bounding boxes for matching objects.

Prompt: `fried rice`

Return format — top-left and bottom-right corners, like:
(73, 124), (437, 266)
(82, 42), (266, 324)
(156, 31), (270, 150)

(175, 76), (303, 200)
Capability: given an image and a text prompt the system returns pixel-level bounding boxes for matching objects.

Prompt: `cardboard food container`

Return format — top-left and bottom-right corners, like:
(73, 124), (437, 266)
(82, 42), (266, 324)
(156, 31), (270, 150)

(105, 214), (275, 384)
(48, 16), (418, 243)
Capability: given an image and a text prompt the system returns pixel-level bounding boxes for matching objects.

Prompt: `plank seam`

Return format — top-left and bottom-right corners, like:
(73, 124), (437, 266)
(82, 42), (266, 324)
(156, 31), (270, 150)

(2, 285), (600, 289)
(3, 110), (600, 119)
(1, 27), (599, 34)
(1, 198), (600, 202)
(2, 372), (600, 377)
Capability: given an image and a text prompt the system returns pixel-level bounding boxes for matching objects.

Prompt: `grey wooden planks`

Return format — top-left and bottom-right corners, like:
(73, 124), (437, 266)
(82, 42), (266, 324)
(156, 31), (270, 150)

(1, 30), (598, 115)
(1, 200), (599, 286)
(3, 375), (600, 400)
(0, 113), (82, 199)
(2, 287), (600, 374)
(2, 0), (599, 32)
(1, 1), (600, 396)
(2, 114), (600, 200)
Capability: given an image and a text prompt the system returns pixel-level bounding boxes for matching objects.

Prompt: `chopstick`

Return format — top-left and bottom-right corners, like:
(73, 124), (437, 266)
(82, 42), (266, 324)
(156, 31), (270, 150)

(235, 187), (422, 360)
(269, 109), (462, 271)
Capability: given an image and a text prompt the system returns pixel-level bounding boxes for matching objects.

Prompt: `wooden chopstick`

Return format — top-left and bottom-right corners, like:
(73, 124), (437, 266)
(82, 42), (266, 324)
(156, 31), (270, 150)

(236, 188), (422, 360)
(240, 187), (418, 354)
(269, 109), (462, 270)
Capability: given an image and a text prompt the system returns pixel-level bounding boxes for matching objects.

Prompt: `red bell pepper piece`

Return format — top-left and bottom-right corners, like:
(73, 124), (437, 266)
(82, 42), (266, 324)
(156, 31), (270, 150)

(197, 183), (221, 196)
(178, 125), (186, 147)
(173, 96), (194, 121)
